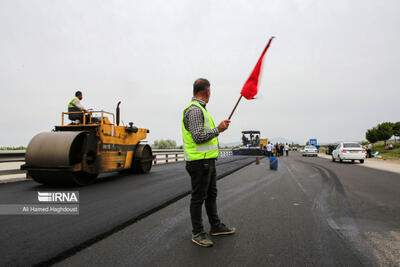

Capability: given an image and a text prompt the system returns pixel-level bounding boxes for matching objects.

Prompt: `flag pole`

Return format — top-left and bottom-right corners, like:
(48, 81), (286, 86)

(228, 95), (243, 120)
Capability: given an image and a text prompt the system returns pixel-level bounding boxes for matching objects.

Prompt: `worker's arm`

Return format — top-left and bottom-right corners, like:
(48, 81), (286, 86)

(71, 99), (87, 112)
(184, 107), (219, 144)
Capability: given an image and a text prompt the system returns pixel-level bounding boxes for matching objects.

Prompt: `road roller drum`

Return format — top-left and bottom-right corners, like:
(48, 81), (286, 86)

(26, 132), (86, 167)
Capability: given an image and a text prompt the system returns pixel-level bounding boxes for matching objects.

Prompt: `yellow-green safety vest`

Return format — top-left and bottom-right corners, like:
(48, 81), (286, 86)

(68, 97), (80, 108)
(182, 101), (219, 161)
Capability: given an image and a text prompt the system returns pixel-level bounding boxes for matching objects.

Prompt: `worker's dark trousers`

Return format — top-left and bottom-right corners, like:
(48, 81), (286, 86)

(68, 106), (83, 121)
(286, 150), (289, 156)
(186, 158), (220, 234)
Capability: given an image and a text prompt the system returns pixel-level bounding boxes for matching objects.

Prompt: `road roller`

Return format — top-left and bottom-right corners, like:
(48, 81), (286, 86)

(232, 130), (266, 156)
(21, 102), (155, 185)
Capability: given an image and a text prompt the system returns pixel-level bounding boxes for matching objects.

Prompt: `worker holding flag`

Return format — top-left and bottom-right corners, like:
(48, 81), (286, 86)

(182, 78), (235, 248)
(182, 36), (274, 248)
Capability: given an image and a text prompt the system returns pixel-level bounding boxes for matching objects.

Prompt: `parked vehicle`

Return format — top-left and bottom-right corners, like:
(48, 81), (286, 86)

(332, 142), (366, 163)
(301, 146), (318, 157)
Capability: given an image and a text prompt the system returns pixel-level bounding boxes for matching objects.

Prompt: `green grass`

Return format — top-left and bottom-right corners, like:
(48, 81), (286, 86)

(372, 143), (400, 160)
(0, 146), (26, 151)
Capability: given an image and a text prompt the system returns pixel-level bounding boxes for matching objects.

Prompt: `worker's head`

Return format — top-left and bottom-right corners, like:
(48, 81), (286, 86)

(75, 91), (82, 100)
(193, 78), (210, 103)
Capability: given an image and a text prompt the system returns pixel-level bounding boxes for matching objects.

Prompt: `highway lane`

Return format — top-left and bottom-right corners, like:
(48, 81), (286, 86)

(58, 152), (400, 267)
(0, 155), (257, 266)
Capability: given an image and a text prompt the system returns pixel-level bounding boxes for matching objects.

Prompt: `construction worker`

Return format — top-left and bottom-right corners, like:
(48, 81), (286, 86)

(68, 91), (88, 122)
(266, 142), (273, 158)
(182, 78), (236, 248)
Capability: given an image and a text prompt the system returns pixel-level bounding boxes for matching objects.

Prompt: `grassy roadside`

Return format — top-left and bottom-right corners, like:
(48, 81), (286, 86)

(372, 143), (400, 161)
(0, 146), (26, 151)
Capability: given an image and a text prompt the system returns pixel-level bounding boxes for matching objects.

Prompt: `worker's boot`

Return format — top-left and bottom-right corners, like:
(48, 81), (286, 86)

(210, 223), (236, 236)
(192, 232), (213, 247)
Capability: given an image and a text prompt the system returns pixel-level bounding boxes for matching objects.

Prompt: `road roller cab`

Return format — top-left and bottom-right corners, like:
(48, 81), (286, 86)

(21, 103), (155, 186)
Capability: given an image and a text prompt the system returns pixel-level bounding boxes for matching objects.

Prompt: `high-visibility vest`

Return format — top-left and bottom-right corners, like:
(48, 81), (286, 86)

(182, 101), (219, 161)
(68, 97), (80, 108)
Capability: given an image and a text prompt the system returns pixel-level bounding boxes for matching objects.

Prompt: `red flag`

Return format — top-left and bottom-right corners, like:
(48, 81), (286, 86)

(241, 36), (274, 100)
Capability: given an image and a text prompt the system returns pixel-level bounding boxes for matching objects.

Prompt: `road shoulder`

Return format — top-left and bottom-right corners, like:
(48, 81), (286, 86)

(318, 153), (400, 174)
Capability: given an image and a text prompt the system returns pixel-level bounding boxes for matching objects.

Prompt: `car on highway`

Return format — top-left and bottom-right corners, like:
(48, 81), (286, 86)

(332, 142), (366, 163)
(301, 145), (318, 157)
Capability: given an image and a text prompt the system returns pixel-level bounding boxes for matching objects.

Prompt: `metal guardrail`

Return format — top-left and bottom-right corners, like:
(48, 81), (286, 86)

(0, 151), (26, 163)
(153, 149), (232, 164)
(0, 149), (233, 163)
(0, 149), (234, 177)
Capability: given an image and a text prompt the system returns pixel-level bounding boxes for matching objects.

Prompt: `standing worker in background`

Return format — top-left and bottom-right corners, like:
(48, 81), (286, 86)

(182, 78), (236, 248)
(367, 143), (372, 158)
(266, 142), (272, 158)
(285, 143), (289, 156)
(68, 91), (88, 122)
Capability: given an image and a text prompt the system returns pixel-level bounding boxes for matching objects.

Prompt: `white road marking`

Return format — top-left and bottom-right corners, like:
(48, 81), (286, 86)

(287, 166), (307, 193)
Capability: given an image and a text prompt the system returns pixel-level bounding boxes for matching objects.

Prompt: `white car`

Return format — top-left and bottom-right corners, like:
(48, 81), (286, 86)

(301, 146), (318, 157)
(332, 142), (366, 163)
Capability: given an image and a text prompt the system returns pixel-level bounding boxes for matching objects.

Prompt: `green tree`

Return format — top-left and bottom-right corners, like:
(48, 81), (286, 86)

(376, 122), (394, 145)
(360, 140), (369, 146)
(153, 140), (159, 148)
(393, 122), (400, 141)
(152, 139), (177, 149)
(365, 127), (379, 144)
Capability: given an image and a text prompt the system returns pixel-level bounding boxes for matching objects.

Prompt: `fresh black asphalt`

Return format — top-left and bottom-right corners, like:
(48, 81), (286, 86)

(56, 152), (400, 267)
(0, 155), (257, 266)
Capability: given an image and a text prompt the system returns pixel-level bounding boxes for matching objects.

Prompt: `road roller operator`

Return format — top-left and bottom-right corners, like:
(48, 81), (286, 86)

(68, 90), (88, 122)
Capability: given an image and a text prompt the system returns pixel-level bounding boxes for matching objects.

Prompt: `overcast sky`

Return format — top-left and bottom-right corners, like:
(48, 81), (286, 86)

(1, 0), (399, 146)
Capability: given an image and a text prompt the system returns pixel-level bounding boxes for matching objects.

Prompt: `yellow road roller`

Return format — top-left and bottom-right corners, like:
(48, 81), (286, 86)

(21, 102), (154, 185)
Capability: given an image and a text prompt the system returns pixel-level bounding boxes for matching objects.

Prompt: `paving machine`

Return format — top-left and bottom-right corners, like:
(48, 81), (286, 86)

(21, 102), (154, 185)
(232, 130), (266, 156)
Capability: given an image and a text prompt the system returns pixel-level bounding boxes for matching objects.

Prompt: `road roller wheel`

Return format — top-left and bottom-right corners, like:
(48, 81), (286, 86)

(72, 171), (98, 185)
(28, 170), (98, 186)
(132, 144), (153, 174)
(24, 131), (99, 186)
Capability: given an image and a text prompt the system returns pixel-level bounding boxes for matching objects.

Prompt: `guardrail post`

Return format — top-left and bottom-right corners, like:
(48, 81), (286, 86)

(175, 153), (178, 162)
(166, 154), (168, 163)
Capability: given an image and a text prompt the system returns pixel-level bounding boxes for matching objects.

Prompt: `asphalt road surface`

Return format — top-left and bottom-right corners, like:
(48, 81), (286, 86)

(0, 155), (257, 266)
(57, 152), (400, 267)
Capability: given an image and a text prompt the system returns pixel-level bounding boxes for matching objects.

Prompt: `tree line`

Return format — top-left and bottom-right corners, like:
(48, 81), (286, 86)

(152, 139), (182, 149)
(365, 122), (400, 144)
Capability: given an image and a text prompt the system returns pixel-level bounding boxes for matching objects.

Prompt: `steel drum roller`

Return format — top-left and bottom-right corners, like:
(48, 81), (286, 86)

(26, 132), (86, 167)
(24, 131), (97, 185)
